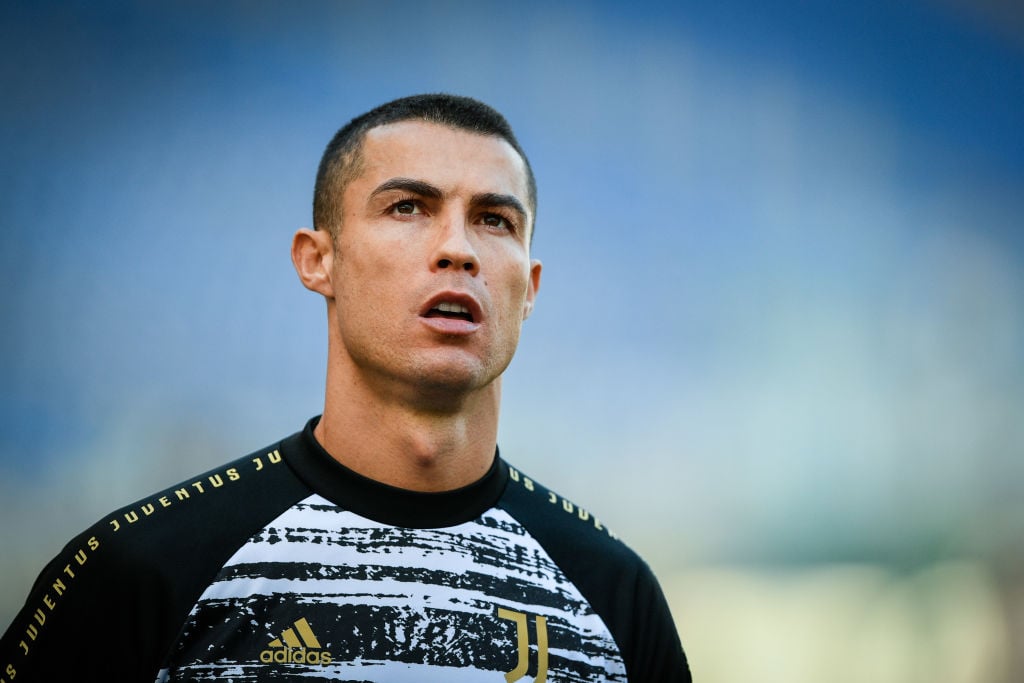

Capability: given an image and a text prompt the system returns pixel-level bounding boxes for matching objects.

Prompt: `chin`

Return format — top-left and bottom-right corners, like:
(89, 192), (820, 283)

(409, 355), (507, 400)
(416, 365), (488, 393)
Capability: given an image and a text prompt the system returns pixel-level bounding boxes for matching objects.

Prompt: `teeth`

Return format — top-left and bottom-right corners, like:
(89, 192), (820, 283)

(435, 301), (470, 314)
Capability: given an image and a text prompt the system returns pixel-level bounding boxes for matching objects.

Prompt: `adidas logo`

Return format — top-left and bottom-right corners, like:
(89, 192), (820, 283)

(259, 617), (333, 665)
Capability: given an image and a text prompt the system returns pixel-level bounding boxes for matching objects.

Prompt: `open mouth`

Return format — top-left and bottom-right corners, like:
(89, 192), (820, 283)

(424, 301), (474, 323)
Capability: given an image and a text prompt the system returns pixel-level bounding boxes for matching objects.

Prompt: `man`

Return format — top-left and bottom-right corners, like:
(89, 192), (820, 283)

(1, 94), (690, 681)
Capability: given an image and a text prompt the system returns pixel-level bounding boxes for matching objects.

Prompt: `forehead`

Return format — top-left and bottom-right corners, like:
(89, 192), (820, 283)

(351, 120), (531, 208)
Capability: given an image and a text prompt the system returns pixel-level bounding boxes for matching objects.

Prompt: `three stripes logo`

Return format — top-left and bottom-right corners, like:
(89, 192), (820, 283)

(259, 617), (333, 665)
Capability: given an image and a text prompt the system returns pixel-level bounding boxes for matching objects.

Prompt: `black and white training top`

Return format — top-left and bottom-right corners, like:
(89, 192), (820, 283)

(0, 417), (690, 682)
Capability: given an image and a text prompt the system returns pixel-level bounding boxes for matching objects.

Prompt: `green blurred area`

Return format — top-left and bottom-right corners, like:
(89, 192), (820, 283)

(666, 561), (1014, 683)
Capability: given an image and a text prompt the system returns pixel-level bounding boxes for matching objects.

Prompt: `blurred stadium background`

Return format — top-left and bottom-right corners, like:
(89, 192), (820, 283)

(2, 2), (1021, 680)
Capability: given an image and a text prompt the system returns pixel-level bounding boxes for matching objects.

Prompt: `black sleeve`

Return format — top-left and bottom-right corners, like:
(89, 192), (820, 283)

(0, 440), (310, 682)
(1, 527), (188, 681)
(499, 467), (691, 682)
(623, 560), (692, 682)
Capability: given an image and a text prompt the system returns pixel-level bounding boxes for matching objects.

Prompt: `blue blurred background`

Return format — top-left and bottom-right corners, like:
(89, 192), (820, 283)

(2, 1), (1022, 680)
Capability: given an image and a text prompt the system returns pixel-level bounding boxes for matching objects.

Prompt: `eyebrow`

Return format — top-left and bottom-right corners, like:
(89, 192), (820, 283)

(370, 177), (529, 225)
(370, 177), (443, 201)
(472, 192), (529, 226)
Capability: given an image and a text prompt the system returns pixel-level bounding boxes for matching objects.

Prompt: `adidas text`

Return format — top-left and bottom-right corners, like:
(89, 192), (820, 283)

(259, 647), (333, 665)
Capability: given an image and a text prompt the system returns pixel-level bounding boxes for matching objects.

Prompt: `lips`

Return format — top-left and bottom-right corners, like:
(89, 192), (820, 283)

(426, 300), (474, 322)
(419, 292), (483, 334)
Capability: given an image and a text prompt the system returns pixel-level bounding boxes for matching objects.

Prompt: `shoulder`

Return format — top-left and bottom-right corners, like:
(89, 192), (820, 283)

(99, 439), (307, 561)
(0, 433), (311, 681)
(498, 462), (692, 683)
(499, 463), (638, 568)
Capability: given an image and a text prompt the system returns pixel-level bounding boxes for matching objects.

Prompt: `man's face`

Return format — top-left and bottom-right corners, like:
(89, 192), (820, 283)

(327, 120), (541, 404)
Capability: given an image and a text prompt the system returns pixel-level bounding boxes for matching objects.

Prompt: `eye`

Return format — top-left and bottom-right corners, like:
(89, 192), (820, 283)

(481, 213), (514, 232)
(390, 199), (421, 216)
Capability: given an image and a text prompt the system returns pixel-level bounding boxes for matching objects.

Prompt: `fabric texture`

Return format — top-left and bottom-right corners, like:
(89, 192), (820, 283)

(0, 418), (690, 682)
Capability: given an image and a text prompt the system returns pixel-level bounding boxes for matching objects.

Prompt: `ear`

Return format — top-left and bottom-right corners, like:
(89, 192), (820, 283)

(291, 228), (335, 298)
(523, 258), (542, 320)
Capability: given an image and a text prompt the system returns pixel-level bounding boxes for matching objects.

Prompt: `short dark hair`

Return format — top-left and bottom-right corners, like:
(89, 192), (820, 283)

(313, 94), (536, 239)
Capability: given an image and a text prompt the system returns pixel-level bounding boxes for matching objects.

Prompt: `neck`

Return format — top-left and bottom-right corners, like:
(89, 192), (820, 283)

(315, 351), (501, 493)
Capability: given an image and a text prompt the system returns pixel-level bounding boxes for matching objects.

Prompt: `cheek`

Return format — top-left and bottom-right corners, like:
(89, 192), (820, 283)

(337, 243), (402, 293)
(491, 271), (532, 327)
(334, 260), (390, 327)
(485, 243), (531, 288)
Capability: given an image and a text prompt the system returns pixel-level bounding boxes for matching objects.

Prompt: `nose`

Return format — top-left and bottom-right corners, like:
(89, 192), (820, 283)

(431, 215), (480, 275)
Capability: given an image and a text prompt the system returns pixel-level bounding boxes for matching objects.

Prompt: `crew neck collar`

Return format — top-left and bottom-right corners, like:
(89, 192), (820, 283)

(279, 416), (509, 528)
